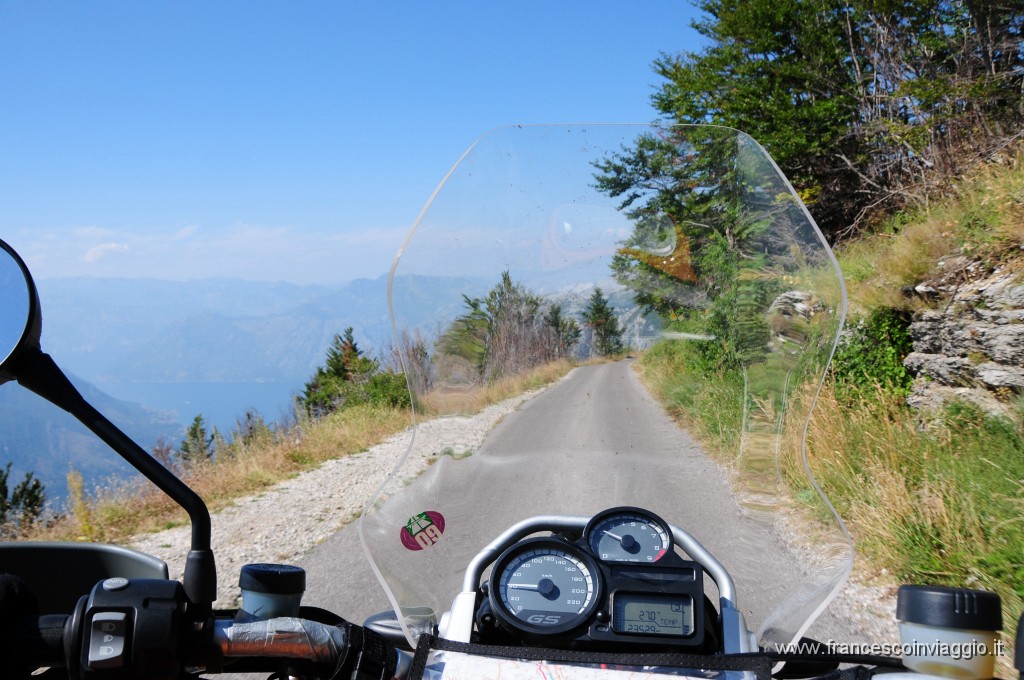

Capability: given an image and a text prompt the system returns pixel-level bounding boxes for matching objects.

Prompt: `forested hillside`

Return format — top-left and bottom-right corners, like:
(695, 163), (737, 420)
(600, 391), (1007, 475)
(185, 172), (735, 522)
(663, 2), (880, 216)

(653, 0), (1021, 239)
(635, 0), (1022, 665)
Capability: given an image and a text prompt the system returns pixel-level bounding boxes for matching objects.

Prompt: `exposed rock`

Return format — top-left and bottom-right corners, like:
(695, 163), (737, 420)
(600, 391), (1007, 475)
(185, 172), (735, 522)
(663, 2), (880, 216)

(903, 352), (974, 386)
(906, 383), (1010, 416)
(903, 262), (1024, 417)
(975, 362), (1024, 390)
(767, 291), (825, 351)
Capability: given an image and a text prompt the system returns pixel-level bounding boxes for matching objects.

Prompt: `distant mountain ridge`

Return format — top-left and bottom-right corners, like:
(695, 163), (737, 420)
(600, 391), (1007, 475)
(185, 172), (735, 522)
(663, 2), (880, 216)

(37, 274), (483, 383)
(0, 372), (181, 505)
(2, 273), (651, 505)
(36, 274), (651, 385)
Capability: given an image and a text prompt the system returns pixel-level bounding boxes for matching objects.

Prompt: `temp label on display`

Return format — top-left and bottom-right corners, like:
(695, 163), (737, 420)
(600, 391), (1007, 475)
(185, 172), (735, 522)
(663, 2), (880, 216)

(612, 593), (693, 637)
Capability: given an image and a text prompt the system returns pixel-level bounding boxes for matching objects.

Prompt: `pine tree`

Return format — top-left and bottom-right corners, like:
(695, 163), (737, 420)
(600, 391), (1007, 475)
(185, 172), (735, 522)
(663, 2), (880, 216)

(323, 331), (353, 382)
(179, 414), (215, 465)
(544, 303), (581, 359)
(301, 326), (405, 417)
(0, 462), (46, 532)
(643, 0), (1024, 237)
(583, 288), (624, 357)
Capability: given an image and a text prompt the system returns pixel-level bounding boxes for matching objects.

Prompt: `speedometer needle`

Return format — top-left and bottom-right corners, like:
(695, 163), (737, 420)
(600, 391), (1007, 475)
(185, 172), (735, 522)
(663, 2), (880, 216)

(509, 578), (558, 598)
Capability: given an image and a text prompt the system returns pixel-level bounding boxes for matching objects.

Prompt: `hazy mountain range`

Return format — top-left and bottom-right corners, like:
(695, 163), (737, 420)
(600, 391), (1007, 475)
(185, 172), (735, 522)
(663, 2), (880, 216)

(2, 274), (483, 503)
(1, 274), (652, 505)
(0, 374), (181, 504)
(37, 274), (476, 382)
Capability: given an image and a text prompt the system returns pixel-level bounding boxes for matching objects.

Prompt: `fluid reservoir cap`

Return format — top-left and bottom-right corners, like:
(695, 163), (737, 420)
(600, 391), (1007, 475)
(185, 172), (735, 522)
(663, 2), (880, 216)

(897, 585), (1001, 631)
(239, 563), (306, 595)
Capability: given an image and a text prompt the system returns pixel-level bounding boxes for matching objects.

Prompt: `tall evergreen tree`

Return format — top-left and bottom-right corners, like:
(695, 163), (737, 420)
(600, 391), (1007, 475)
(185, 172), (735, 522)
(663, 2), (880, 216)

(648, 0), (1024, 237)
(439, 272), (583, 379)
(583, 288), (624, 357)
(544, 303), (582, 359)
(0, 462), (46, 531)
(179, 414), (215, 465)
(301, 326), (409, 417)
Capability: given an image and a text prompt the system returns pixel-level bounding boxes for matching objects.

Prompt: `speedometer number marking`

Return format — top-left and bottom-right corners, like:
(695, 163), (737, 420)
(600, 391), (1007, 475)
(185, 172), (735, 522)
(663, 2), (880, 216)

(490, 539), (600, 635)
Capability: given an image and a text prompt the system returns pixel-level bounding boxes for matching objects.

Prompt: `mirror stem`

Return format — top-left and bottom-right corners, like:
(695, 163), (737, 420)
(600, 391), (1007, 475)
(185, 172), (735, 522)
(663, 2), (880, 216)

(13, 347), (216, 612)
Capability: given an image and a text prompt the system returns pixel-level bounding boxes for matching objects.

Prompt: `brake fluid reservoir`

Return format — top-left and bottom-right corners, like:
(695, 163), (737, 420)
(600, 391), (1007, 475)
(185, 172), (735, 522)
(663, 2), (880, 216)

(238, 563), (306, 619)
(896, 585), (1002, 680)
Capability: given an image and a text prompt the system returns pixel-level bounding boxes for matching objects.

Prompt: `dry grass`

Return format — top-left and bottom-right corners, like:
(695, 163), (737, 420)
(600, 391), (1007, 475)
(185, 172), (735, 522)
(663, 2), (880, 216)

(840, 225), (957, 312)
(639, 336), (1022, 663)
(419, 359), (575, 416)
(794, 384), (1023, 664)
(25, 361), (576, 545)
(818, 149), (1024, 663)
(30, 404), (412, 544)
(840, 143), (1024, 313)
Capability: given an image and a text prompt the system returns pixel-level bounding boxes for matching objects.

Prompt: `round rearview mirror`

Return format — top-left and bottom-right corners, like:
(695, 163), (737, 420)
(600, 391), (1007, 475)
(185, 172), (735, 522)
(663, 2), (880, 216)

(0, 239), (40, 380)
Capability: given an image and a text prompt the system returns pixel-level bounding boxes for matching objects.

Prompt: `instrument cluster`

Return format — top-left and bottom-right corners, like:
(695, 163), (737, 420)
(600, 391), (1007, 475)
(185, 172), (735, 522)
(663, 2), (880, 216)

(478, 507), (714, 651)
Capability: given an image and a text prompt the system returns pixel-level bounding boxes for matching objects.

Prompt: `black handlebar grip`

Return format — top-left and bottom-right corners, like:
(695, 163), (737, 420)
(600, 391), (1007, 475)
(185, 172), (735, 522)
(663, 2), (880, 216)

(3, 614), (70, 672)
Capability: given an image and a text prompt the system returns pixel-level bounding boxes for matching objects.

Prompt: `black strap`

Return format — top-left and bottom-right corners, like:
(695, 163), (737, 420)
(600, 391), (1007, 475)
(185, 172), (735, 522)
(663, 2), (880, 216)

(331, 621), (397, 680)
(807, 666), (878, 680)
(406, 634), (773, 679)
(408, 634), (435, 680)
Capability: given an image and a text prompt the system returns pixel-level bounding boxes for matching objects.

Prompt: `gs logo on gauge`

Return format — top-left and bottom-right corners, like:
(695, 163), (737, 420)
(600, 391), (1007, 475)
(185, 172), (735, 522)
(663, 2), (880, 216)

(488, 537), (601, 636)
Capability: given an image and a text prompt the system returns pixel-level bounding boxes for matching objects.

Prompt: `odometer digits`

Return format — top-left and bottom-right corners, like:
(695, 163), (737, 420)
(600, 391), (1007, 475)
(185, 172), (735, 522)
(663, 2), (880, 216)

(612, 593), (694, 637)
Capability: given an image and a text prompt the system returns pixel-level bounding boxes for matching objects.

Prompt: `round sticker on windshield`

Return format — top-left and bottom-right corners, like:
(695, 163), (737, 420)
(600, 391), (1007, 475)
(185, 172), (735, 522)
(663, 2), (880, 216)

(400, 510), (446, 551)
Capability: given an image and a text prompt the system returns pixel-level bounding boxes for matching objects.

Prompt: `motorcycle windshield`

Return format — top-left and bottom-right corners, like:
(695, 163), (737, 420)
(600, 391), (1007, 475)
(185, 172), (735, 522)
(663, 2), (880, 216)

(360, 124), (851, 651)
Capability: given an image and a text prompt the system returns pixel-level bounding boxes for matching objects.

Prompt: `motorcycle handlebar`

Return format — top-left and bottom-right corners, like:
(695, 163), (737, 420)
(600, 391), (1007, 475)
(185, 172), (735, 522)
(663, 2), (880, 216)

(2, 608), (399, 680)
(3, 614), (70, 672)
(215, 616), (346, 665)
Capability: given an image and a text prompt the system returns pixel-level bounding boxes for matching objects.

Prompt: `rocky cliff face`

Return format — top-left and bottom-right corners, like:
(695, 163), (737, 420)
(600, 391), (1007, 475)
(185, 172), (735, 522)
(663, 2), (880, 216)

(903, 257), (1024, 416)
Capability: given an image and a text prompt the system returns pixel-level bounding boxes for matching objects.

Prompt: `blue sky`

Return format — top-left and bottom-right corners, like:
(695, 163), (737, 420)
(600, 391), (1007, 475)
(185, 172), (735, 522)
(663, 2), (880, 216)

(0, 2), (706, 284)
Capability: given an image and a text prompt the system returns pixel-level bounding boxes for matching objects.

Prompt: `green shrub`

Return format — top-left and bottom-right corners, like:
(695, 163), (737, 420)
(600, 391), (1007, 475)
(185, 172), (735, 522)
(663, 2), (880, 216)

(301, 326), (412, 417)
(639, 339), (745, 452)
(831, 307), (914, 400)
(364, 372), (412, 409)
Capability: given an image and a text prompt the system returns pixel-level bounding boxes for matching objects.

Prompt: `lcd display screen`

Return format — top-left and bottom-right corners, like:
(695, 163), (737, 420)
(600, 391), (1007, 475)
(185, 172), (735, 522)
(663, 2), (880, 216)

(612, 593), (694, 636)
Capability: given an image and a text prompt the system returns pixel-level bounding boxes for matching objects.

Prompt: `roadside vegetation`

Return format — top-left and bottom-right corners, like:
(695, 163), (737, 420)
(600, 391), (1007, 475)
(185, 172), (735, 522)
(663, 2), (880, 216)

(18, 364), (579, 547)
(31, 403), (411, 544)
(0, 462), (46, 538)
(636, 151), (1024, 662)
(610, 2), (1022, 664)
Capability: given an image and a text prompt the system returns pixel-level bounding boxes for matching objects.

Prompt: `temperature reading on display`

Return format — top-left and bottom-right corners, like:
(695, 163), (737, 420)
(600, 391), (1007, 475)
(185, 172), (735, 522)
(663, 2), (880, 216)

(612, 593), (694, 637)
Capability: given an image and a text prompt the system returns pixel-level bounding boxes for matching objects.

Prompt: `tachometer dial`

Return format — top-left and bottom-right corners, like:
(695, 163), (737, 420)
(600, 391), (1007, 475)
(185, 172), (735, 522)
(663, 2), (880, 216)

(489, 538), (600, 635)
(585, 507), (673, 563)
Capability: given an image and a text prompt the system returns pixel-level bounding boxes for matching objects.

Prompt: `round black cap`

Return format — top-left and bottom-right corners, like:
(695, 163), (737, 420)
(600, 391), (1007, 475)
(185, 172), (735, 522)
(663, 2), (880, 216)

(897, 585), (1001, 631)
(238, 563), (306, 595)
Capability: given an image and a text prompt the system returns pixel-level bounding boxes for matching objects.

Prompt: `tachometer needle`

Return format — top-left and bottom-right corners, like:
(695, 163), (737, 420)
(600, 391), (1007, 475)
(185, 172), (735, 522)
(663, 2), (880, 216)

(603, 529), (639, 551)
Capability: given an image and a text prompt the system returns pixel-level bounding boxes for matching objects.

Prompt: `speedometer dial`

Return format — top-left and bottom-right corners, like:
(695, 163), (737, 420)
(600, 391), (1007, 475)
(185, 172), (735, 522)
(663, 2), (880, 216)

(489, 538), (600, 635)
(585, 507), (673, 563)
